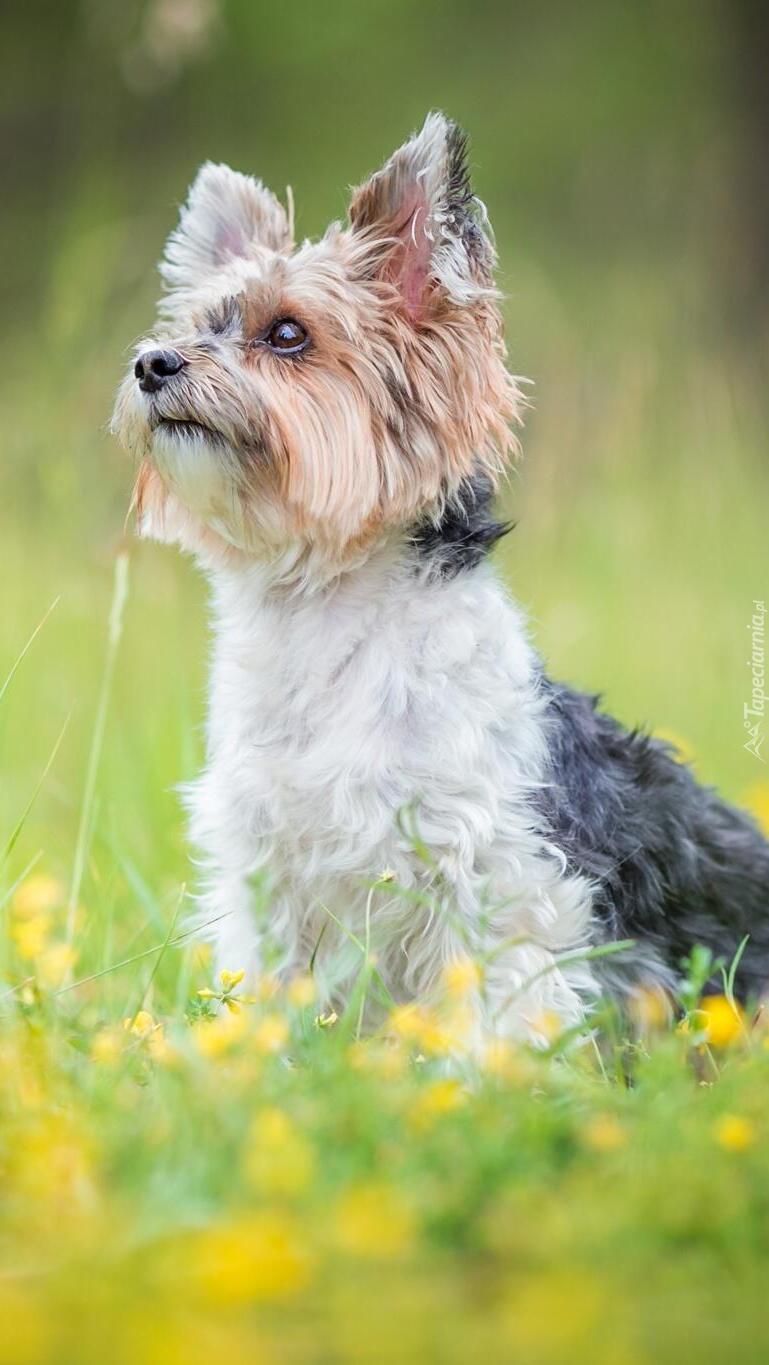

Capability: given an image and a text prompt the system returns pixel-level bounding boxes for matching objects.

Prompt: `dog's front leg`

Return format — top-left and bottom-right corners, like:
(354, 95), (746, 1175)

(480, 941), (591, 1048)
(197, 870), (272, 984)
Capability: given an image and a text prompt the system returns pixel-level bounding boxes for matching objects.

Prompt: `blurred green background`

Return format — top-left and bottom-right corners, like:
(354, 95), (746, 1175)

(2, 0), (768, 907)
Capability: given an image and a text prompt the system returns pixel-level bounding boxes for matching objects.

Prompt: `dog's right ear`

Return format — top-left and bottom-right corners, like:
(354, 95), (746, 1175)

(160, 163), (292, 297)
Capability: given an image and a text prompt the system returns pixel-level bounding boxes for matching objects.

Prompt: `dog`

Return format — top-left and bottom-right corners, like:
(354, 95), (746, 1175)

(113, 113), (769, 1047)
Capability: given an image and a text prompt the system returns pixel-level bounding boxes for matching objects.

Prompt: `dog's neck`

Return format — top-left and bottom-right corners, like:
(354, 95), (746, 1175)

(201, 470), (512, 601)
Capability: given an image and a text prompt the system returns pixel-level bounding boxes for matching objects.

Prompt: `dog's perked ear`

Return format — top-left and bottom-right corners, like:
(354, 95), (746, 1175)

(160, 162), (293, 297)
(348, 112), (495, 322)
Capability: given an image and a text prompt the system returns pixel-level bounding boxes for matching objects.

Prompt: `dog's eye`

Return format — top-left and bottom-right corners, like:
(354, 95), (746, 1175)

(264, 319), (309, 355)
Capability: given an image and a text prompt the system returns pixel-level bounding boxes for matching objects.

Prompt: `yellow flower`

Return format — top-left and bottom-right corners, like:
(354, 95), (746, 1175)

(254, 972), (281, 1002)
(90, 1026), (124, 1066)
(124, 1009), (158, 1038)
(10, 914), (51, 961)
(482, 1038), (535, 1083)
(442, 957), (482, 998)
(188, 1213), (313, 1304)
(198, 967), (255, 1014)
(388, 1004), (456, 1056)
(244, 1107), (316, 1197)
(252, 1013), (290, 1055)
(286, 974), (316, 1008)
(741, 780), (769, 837)
(714, 1114), (756, 1152)
(11, 874), (64, 919)
(147, 1028), (176, 1065)
(11, 1116), (96, 1211)
(192, 1009), (247, 1058)
(118, 1010), (173, 1062)
(582, 1114), (627, 1153)
(35, 941), (76, 988)
(408, 1078), (466, 1131)
(530, 1010), (564, 1045)
(696, 995), (745, 1047)
(388, 1003), (425, 1043)
(628, 985), (670, 1032)
(333, 1182), (416, 1259)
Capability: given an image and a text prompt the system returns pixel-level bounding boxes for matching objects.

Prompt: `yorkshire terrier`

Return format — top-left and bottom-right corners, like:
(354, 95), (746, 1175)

(113, 113), (769, 1046)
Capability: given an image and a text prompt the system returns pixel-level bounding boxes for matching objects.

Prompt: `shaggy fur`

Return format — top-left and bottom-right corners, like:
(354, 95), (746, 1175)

(112, 113), (769, 1048)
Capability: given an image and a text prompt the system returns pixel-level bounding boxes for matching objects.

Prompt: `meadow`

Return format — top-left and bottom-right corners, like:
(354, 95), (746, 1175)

(3, 5), (769, 1348)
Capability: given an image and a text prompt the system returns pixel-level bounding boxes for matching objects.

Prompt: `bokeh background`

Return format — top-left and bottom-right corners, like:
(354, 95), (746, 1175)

(2, 0), (768, 903)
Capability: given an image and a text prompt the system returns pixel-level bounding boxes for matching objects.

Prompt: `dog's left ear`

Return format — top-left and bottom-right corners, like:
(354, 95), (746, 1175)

(348, 112), (495, 321)
(160, 162), (293, 298)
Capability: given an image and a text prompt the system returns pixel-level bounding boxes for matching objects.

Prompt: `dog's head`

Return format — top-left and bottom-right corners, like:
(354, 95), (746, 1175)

(112, 113), (521, 573)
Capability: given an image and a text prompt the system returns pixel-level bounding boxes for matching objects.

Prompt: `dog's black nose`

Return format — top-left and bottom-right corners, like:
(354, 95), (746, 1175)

(134, 348), (185, 394)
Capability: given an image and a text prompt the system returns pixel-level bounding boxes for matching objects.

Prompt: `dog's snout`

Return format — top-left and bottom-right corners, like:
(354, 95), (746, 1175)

(134, 348), (185, 394)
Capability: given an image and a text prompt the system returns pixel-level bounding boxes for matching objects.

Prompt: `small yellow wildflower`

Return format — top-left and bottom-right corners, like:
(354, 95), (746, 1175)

(192, 1009), (247, 1058)
(628, 985), (670, 1032)
(388, 1003), (425, 1043)
(198, 967), (255, 1014)
(314, 1010), (338, 1030)
(90, 1026), (124, 1065)
(482, 1038), (535, 1084)
(252, 1012), (290, 1054)
(124, 1009), (158, 1038)
(35, 941), (76, 989)
(376, 868), (397, 884)
(713, 1114), (756, 1152)
(244, 1107), (316, 1197)
(442, 957), (482, 998)
(697, 995), (744, 1047)
(408, 1078), (466, 1131)
(286, 974), (316, 1008)
(11, 1116), (96, 1211)
(148, 1027), (176, 1065)
(333, 1182), (416, 1259)
(11, 874), (64, 919)
(254, 971), (281, 1002)
(10, 914), (51, 961)
(388, 1003), (455, 1055)
(188, 1213), (313, 1304)
(531, 1010), (564, 1045)
(118, 1010), (173, 1062)
(582, 1114), (627, 1153)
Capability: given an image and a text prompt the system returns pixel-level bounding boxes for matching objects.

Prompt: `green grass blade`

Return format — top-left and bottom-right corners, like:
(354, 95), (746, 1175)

(66, 552), (129, 940)
(1, 715), (70, 867)
(0, 596), (59, 709)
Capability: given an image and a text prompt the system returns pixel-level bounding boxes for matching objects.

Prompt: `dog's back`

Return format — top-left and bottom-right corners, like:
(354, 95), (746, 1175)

(541, 680), (769, 995)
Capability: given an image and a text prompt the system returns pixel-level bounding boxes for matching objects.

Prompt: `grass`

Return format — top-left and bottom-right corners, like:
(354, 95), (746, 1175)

(2, 296), (769, 1361)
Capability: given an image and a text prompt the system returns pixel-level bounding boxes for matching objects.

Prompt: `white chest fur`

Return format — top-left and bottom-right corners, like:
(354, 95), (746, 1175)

(187, 543), (596, 1043)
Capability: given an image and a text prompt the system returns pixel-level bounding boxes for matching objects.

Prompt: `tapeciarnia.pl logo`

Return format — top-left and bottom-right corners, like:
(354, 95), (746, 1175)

(744, 599), (767, 761)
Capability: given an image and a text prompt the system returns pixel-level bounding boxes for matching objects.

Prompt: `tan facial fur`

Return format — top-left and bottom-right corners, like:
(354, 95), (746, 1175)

(111, 114), (522, 573)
